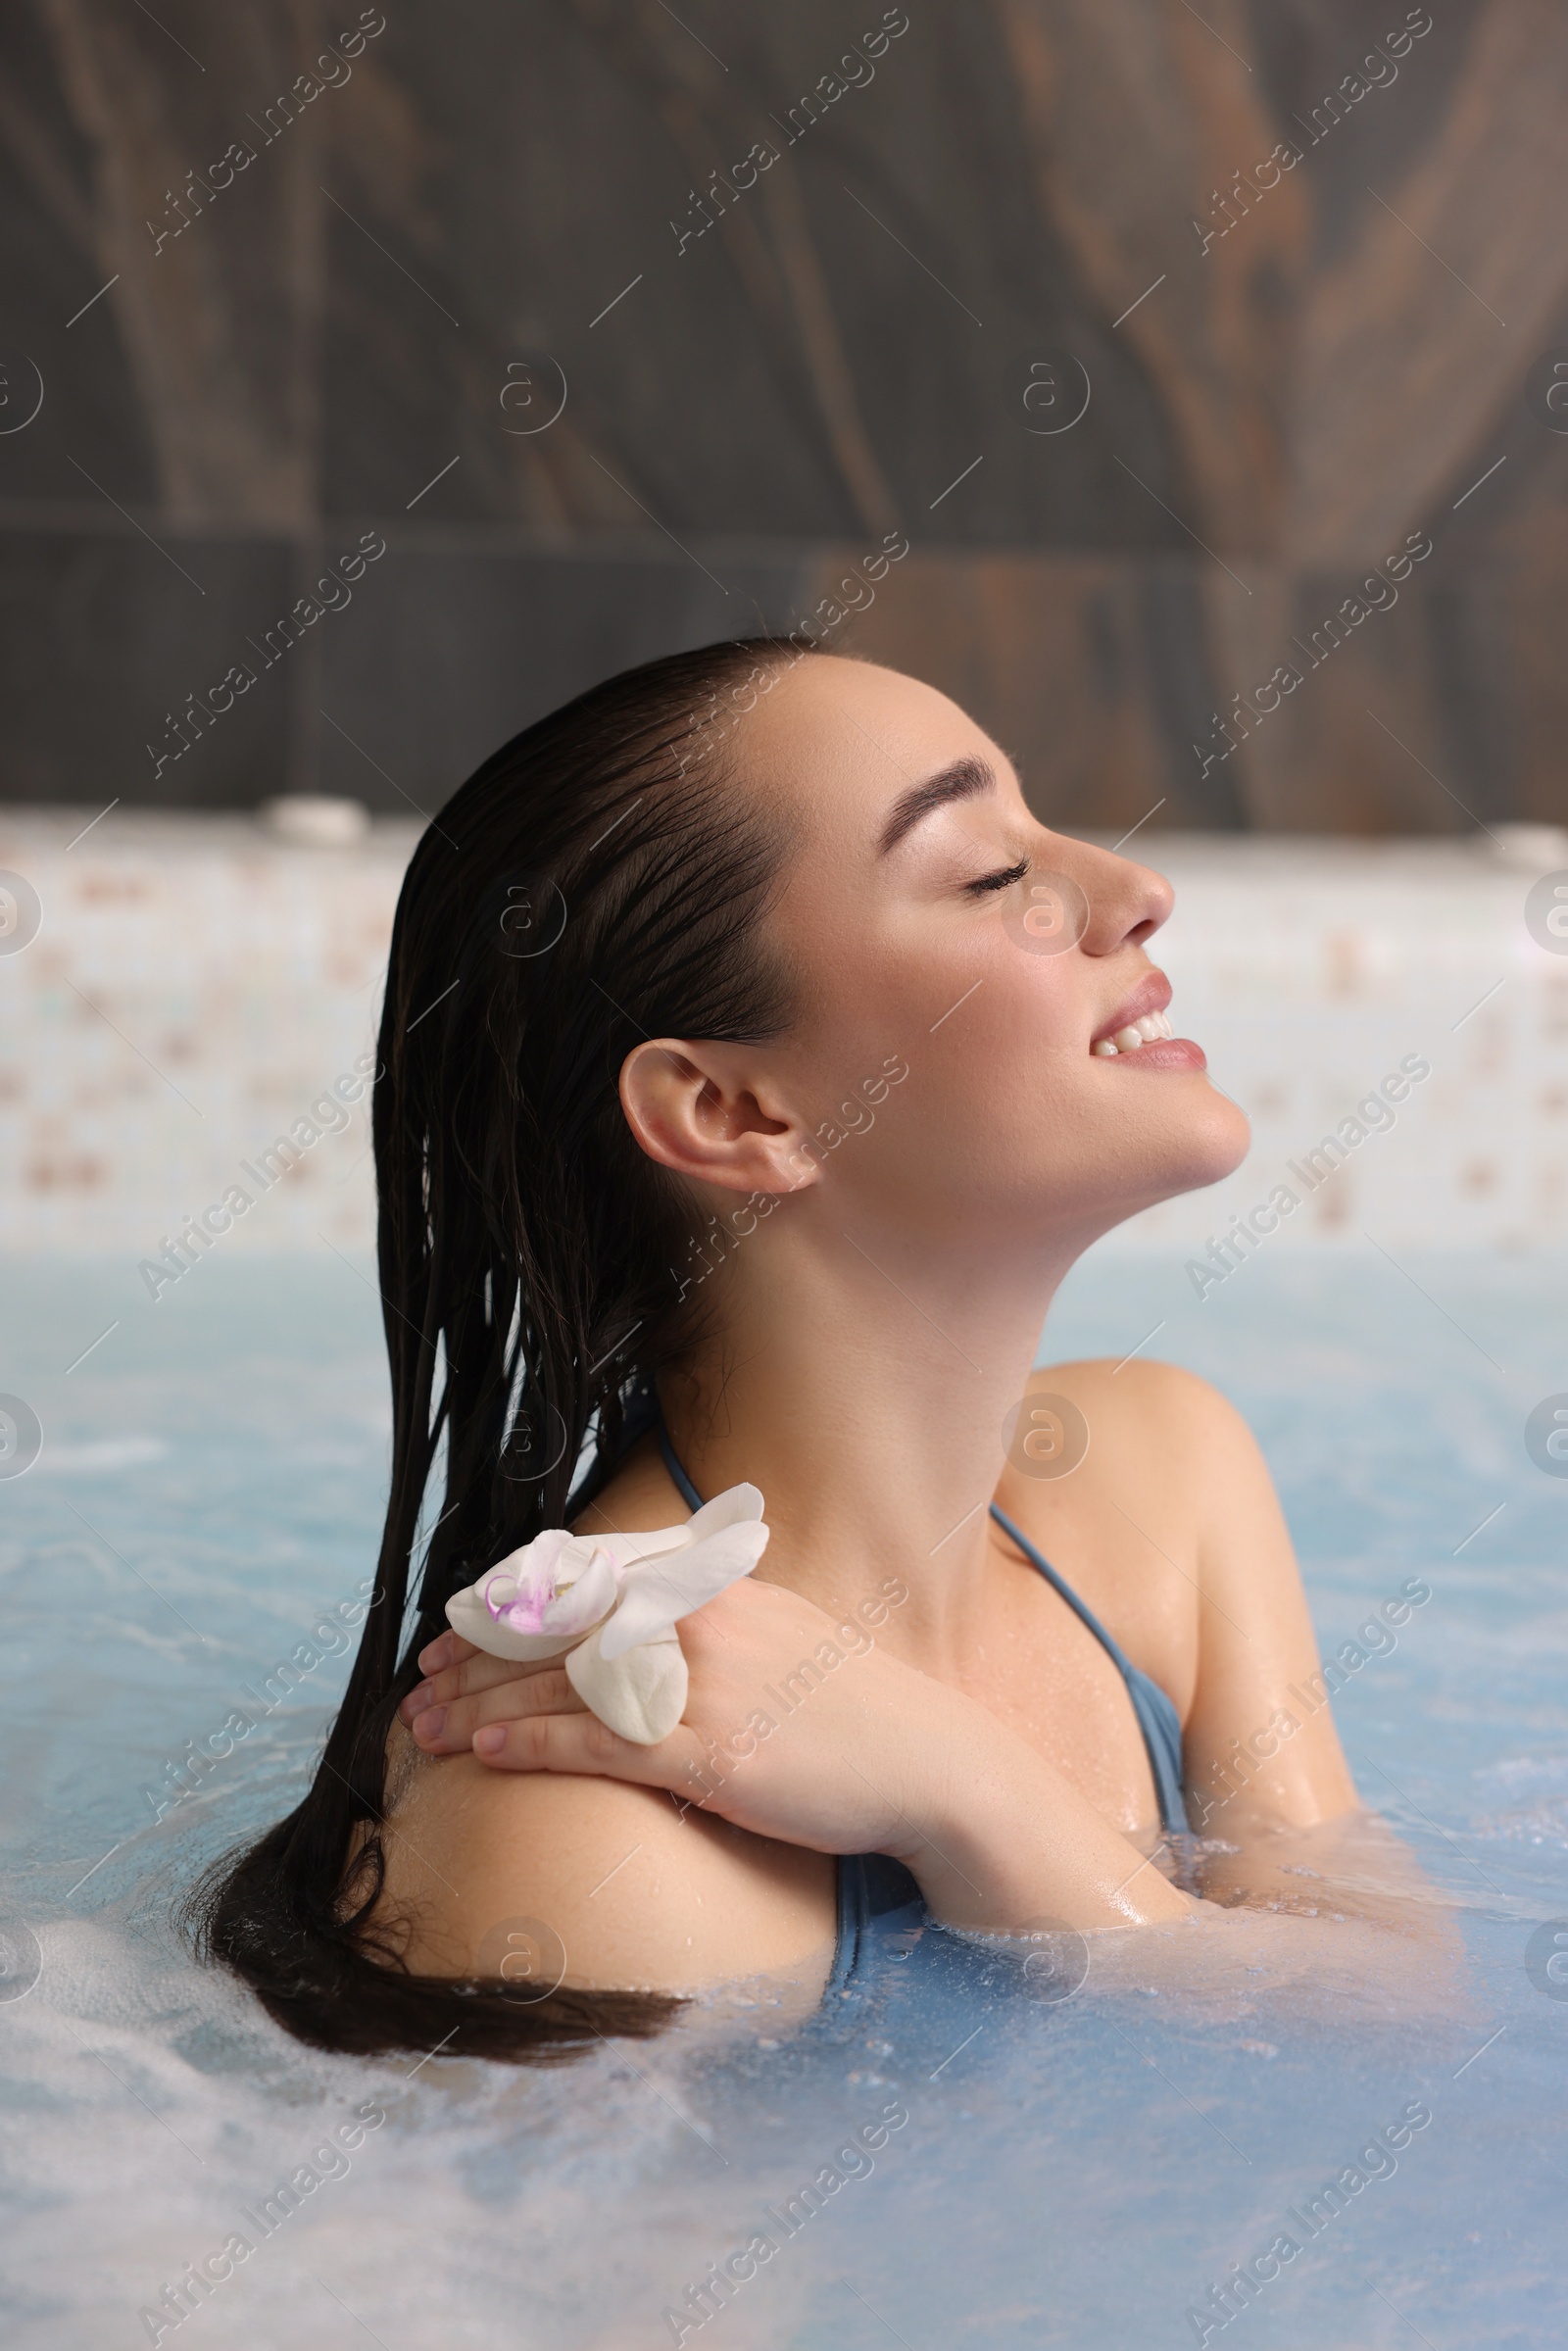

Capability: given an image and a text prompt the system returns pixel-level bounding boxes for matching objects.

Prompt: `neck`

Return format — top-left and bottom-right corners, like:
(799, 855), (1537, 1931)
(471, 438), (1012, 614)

(660, 1214), (1084, 1658)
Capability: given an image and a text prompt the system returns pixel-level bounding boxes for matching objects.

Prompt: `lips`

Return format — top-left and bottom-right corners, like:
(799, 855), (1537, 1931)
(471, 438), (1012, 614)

(1090, 969), (1206, 1069)
(1096, 1033), (1207, 1070)
(1091, 970), (1171, 1051)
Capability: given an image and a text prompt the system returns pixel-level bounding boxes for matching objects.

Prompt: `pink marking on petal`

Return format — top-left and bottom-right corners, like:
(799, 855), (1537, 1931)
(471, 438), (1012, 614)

(481, 1569), (553, 1633)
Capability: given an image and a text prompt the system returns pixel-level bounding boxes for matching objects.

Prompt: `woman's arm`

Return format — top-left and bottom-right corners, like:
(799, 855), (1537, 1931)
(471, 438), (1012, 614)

(1122, 1364), (1454, 1943)
(1169, 1365), (1360, 1837)
(395, 1575), (1190, 1990)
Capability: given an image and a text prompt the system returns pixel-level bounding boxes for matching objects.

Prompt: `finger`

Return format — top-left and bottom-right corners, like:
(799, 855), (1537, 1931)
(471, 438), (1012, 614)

(416, 1629), (481, 1675)
(410, 1668), (587, 1753)
(470, 1709), (706, 1793)
(399, 1647), (561, 1723)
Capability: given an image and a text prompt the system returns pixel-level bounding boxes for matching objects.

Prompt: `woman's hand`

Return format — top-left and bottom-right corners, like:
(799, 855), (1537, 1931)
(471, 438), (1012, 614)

(400, 1634), (588, 1744)
(403, 1583), (944, 1859)
(400, 1582), (1191, 1934)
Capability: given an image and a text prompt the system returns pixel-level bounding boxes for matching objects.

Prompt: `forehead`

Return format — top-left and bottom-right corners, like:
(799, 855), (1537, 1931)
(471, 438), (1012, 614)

(738, 656), (1019, 850)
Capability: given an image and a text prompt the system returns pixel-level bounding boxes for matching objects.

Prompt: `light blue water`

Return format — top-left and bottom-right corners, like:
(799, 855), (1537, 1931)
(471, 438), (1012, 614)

(2, 1248), (1566, 2350)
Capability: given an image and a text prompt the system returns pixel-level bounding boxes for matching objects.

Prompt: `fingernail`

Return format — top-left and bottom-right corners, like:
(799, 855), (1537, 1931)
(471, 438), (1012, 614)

(401, 1681), (432, 1720)
(412, 1705), (447, 1744)
(474, 1726), (506, 1756)
(418, 1634), (452, 1672)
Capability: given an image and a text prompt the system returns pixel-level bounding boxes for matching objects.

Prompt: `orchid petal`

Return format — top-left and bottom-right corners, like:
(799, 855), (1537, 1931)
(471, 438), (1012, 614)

(517, 1525), (572, 1598)
(683, 1483), (765, 1539)
(596, 1520), (769, 1661)
(540, 1545), (618, 1635)
(592, 1522), (693, 1571)
(565, 1626), (688, 1745)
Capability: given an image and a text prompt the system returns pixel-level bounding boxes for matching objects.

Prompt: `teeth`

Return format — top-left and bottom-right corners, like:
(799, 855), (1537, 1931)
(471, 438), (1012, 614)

(1095, 1009), (1174, 1055)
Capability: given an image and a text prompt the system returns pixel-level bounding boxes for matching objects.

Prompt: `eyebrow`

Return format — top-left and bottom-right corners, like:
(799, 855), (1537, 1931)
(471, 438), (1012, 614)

(876, 756), (996, 857)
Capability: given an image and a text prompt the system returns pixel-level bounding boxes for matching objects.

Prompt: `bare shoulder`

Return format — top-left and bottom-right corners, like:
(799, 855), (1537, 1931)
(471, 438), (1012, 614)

(994, 1356), (1300, 1713)
(1009, 1355), (1265, 1528)
(373, 1720), (837, 1994)
(1026, 1354), (1253, 1456)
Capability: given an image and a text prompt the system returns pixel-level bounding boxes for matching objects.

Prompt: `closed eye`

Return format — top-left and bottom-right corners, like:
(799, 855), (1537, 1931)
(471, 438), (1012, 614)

(965, 857), (1030, 897)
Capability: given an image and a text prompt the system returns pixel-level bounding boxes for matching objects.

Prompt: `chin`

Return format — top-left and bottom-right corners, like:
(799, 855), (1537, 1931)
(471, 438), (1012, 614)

(1101, 1081), (1252, 1224)
(1186, 1083), (1252, 1185)
(991, 1072), (1253, 1245)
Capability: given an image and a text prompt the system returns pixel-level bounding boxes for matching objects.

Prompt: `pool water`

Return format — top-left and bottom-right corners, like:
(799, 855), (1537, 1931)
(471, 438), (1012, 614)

(2, 1247), (1566, 2350)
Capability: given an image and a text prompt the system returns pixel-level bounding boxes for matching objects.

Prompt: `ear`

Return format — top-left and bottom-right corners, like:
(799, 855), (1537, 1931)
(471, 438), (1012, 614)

(618, 1040), (820, 1198)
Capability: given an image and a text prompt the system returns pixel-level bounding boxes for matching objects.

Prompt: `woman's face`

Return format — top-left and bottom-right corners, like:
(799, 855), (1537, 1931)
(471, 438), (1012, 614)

(738, 654), (1250, 1249)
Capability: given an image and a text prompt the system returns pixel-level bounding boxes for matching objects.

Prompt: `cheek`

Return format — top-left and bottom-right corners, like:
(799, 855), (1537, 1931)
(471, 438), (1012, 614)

(834, 973), (1085, 1201)
(927, 976), (1250, 1215)
(948, 951), (1095, 1097)
(925, 943), (1088, 1099)
(777, 918), (1247, 1221)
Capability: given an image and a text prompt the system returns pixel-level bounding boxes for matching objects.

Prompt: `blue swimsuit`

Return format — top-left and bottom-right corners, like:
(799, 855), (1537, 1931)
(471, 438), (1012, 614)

(656, 1430), (1191, 1993)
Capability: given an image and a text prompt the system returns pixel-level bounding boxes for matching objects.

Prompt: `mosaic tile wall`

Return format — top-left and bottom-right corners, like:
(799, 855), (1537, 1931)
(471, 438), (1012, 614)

(0, 809), (405, 1260)
(3, 811), (1566, 1267)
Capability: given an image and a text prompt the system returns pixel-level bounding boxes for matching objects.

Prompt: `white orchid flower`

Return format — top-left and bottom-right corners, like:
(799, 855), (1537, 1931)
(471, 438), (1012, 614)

(445, 1485), (768, 1744)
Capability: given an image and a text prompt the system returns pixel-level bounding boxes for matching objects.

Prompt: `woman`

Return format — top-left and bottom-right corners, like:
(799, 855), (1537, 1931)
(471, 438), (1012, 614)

(197, 634), (1375, 2059)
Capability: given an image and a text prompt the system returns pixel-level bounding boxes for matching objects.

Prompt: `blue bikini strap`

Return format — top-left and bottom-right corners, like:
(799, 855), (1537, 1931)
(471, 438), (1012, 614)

(990, 1502), (1189, 1836)
(658, 1421), (704, 1512)
(657, 1429), (1188, 1835)
(989, 1502), (1140, 1676)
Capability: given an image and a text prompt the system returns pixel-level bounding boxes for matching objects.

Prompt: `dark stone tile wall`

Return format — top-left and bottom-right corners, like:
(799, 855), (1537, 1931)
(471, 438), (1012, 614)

(1, 0), (1565, 829)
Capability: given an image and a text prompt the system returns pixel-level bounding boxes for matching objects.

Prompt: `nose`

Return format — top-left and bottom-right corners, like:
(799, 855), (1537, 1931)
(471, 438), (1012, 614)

(1054, 839), (1174, 955)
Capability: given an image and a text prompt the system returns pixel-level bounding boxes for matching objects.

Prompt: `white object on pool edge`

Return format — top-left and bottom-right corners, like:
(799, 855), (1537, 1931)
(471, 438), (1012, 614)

(445, 1484), (769, 1744)
(257, 794), (370, 846)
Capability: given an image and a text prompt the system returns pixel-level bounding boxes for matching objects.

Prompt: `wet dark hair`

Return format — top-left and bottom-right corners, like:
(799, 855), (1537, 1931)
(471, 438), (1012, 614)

(189, 635), (806, 2060)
